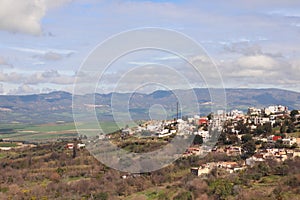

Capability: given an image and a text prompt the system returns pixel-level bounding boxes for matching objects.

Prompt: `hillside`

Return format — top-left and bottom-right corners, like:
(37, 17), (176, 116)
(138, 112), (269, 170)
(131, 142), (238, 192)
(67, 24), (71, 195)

(1, 141), (299, 199)
(0, 88), (299, 123)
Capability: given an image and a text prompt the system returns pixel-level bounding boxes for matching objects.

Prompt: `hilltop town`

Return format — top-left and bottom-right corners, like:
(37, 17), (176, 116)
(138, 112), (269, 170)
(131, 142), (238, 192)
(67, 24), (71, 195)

(0, 104), (299, 199)
(113, 105), (300, 177)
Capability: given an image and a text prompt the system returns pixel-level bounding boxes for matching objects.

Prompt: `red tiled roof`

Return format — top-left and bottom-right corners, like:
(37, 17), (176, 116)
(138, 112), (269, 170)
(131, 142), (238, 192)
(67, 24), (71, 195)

(273, 136), (282, 141)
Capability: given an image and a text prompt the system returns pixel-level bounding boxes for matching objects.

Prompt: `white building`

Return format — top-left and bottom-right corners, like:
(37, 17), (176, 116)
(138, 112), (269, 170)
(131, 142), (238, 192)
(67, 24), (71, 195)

(282, 137), (297, 146)
(264, 105), (288, 115)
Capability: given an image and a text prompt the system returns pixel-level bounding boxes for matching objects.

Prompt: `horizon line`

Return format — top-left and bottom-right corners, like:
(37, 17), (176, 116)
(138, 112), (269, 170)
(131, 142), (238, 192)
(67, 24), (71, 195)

(1, 87), (299, 96)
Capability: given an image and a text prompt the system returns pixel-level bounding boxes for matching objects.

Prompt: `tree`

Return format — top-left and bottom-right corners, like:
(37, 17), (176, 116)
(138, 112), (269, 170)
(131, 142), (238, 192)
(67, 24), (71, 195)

(241, 134), (253, 144)
(290, 110), (299, 118)
(209, 178), (233, 200)
(227, 135), (239, 144)
(280, 124), (286, 134)
(263, 122), (272, 134)
(291, 143), (298, 149)
(218, 132), (227, 145)
(287, 122), (295, 133)
(174, 191), (192, 200)
(236, 121), (250, 135)
(255, 125), (264, 135)
(275, 140), (284, 148)
(256, 162), (270, 176)
(207, 113), (213, 120)
(95, 192), (108, 200)
(193, 135), (203, 145)
(72, 145), (77, 159)
(242, 141), (256, 159)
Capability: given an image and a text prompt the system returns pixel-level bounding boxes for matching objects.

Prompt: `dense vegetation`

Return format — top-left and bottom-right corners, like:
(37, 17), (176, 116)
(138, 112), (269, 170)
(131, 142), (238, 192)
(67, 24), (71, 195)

(0, 141), (299, 199)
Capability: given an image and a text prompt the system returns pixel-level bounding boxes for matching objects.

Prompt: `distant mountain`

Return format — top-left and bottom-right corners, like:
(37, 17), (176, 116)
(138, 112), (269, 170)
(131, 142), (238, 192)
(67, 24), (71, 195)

(0, 88), (299, 124)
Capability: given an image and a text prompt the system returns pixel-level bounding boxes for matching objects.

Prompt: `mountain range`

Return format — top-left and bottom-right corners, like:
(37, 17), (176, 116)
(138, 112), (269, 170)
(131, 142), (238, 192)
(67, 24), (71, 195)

(0, 88), (299, 124)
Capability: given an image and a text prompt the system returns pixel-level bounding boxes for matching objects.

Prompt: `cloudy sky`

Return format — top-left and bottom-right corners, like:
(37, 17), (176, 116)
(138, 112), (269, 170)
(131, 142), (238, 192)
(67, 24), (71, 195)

(0, 0), (299, 94)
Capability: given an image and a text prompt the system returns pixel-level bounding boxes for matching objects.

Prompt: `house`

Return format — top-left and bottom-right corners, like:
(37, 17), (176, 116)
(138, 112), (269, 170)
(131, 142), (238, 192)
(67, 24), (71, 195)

(157, 129), (173, 138)
(293, 150), (300, 158)
(191, 167), (211, 176)
(216, 161), (245, 173)
(185, 147), (202, 155)
(267, 135), (282, 143)
(282, 137), (297, 146)
(248, 107), (262, 116)
(0, 147), (11, 151)
(170, 129), (177, 134)
(246, 154), (265, 166)
(77, 143), (86, 149)
(198, 118), (209, 126)
(297, 138), (300, 146)
(122, 128), (133, 137)
(225, 146), (242, 156)
(66, 143), (74, 150)
(217, 161), (238, 168)
(264, 105), (288, 115)
(273, 136), (282, 142)
(191, 163), (216, 176)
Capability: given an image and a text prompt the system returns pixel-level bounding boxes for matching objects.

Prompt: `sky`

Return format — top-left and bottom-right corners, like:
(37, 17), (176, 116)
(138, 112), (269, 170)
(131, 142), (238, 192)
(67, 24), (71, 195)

(0, 0), (299, 94)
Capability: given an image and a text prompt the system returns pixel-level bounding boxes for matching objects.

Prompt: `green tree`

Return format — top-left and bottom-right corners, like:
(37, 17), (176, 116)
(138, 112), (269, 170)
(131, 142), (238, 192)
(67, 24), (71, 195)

(256, 162), (270, 176)
(290, 110), (299, 118)
(193, 135), (203, 145)
(287, 122), (295, 133)
(255, 125), (264, 135)
(228, 134), (239, 144)
(209, 178), (233, 200)
(241, 134), (253, 143)
(280, 124), (286, 134)
(263, 122), (272, 134)
(275, 140), (284, 148)
(236, 121), (250, 135)
(218, 132), (227, 145)
(95, 192), (108, 200)
(207, 113), (213, 120)
(242, 140), (256, 158)
(174, 191), (192, 200)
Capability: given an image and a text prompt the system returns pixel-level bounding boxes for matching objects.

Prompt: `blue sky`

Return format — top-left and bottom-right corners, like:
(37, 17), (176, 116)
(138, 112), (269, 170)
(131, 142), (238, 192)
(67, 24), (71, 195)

(0, 0), (299, 94)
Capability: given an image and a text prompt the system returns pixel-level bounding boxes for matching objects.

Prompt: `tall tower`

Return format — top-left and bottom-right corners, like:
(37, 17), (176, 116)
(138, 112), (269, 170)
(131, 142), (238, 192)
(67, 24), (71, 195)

(176, 102), (179, 120)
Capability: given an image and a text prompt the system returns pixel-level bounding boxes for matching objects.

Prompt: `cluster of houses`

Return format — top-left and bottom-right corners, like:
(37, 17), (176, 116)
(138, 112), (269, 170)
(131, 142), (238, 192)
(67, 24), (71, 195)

(256, 135), (298, 146)
(191, 146), (300, 177)
(191, 161), (246, 176)
(66, 143), (86, 150)
(225, 105), (292, 129)
(120, 120), (178, 138)
(189, 105), (300, 176)
(247, 148), (300, 165)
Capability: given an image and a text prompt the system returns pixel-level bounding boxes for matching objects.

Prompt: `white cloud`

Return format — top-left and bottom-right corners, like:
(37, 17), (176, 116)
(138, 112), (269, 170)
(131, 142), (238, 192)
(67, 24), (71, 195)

(10, 46), (76, 55)
(0, 56), (12, 68)
(41, 52), (63, 61)
(0, 83), (3, 94)
(9, 84), (40, 95)
(0, 0), (72, 35)
(236, 55), (279, 69)
(0, 70), (75, 85)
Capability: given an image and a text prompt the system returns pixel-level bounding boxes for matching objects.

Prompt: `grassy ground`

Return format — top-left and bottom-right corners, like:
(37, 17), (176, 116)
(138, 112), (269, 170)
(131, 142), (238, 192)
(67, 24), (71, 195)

(0, 142), (18, 147)
(0, 121), (136, 141)
(290, 131), (300, 138)
(22, 123), (76, 132)
(125, 185), (188, 200)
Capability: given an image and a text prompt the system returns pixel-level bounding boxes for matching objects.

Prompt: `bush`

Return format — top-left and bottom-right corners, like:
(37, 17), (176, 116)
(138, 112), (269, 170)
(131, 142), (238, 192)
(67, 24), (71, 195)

(95, 192), (108, 200)
(209, 178), (233, 199)
(174, 191), (192, 200)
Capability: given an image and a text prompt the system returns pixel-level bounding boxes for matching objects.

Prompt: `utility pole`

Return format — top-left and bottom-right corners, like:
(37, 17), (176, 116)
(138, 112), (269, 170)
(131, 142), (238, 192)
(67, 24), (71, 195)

(176, 102), (179, 120)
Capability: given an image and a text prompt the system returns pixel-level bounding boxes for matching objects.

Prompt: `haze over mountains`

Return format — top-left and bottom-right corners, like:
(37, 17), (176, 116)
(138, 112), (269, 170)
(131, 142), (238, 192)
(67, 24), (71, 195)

(0, 88), (299, 124)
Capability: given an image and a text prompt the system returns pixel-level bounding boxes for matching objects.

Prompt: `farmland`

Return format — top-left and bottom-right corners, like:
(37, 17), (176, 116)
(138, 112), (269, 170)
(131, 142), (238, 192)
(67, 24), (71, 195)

(0, 121), (134, 142)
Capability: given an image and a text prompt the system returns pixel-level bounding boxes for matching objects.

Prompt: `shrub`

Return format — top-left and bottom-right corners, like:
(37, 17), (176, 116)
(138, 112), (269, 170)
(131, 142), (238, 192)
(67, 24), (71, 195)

(174, 191), (192, 200)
